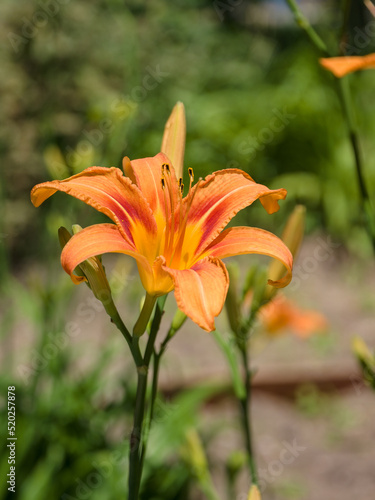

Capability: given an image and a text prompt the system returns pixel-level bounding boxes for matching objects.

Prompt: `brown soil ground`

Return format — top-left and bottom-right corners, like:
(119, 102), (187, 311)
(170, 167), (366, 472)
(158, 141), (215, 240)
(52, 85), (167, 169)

(6, 233), (375, 500)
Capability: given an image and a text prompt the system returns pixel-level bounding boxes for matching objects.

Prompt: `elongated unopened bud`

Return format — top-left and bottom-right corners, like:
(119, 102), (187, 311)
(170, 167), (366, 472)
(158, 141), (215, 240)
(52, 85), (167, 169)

(183, 429), (208, 479)
(170, 309), (187, 336)
(44, 145), (70, 180)
(70, 225), (114, 311)
(161, 101), (186, 180)
(58, 226), (72, 249)
(352, 336), (374, 367)
(264, 205), (305, 300)
(226, 450), (247, 483)
(58, 227), (85, 279)
(247, 484), (261, 500)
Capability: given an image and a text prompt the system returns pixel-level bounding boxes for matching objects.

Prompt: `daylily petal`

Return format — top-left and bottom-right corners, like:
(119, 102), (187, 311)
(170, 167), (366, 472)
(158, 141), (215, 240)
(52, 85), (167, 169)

(61, 223), (154, 291)
(31, 167), (157, 256)
(202, 226), (292, 288)
(163, 257), (229, 332)
(123, 152), (180, 232)
(183, 169), (287, 257)
(320, 53), (375, 78)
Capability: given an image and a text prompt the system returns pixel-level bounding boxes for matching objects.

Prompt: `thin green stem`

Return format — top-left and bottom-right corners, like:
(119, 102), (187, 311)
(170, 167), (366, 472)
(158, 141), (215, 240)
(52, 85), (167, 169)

(131, 296), (167, 496)
(239, 346), (258, 486)
(144, 301), (164, 365)
(109, 306), (143, 367)
(336, 77), (375, 250)
(128, 364), (148, 500)
(284, 0), (329, 55)
(133, 293), (157, 337)
(139, 302), (177, 470)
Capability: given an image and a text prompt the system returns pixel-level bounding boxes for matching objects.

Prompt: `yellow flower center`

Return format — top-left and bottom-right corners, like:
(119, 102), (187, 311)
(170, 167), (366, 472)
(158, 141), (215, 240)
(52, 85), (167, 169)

(160, 163), (200, 270)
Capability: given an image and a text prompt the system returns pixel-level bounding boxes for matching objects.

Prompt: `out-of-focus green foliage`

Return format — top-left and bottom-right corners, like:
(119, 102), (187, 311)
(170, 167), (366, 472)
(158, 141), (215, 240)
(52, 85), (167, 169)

(1, 1), (375, 498)
(0, 273), (224, 499)
(2, 0), (375, 274)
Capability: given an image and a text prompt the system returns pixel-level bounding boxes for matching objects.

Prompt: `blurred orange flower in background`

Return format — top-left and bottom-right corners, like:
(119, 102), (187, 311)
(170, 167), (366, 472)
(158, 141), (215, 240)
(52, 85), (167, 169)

(320, 53), (375, 78)
(259, 294), (327, 338)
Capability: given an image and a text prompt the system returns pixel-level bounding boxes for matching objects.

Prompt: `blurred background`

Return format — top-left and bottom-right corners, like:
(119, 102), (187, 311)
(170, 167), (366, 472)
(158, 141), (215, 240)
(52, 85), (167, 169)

(1, 0), (375, 499)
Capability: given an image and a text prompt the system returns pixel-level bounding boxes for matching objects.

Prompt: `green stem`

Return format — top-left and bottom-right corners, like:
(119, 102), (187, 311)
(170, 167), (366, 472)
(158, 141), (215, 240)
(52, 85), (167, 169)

(284, 0), (329, 55)
(336, 77), (375, 250)
(131, 297), (167, 496)
(239, 345), (258, 486)
(139, 302), (174, 471)
(128, 363), (148, 500)
(133, 293), (157, 337)
(144, 300), (164, 365)
(109, 306), (143, 367)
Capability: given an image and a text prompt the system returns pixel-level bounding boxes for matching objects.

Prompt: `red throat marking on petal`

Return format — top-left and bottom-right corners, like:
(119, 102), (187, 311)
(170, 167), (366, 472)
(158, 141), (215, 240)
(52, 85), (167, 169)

(160, 164), (200, 268)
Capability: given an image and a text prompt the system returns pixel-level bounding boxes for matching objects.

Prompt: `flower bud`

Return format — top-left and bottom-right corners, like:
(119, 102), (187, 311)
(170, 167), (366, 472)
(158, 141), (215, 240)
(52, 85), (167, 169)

(182, 429), (208, 479)
(352, 336), (375, 389)
(352, 336), (374, 367)
(247, 484), (261, 500)
(58, 226), (72, 249)
(44, 145), (70, 180)
(170, 309), (187, 336)
(58, 227), (85, 279)
(67, 225), (115, 316)
(264, 205), (305, 300)
(226, 450), (247, 483)
(161, 102), (186, 180)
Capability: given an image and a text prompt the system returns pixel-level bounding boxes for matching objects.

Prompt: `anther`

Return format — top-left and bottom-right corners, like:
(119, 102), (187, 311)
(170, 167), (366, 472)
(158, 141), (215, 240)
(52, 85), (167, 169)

(188, 167), (194, 182)
(161, 178), (165, 190)
(180, 183), (184, 195)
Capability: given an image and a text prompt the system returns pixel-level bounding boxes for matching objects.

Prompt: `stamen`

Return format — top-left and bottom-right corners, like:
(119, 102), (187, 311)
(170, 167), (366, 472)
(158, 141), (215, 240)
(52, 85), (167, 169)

(188, 167), (194, 182)
(169, 178), (202, 266)
(162, 175), (170, 255)
(180, 182), (184, 195)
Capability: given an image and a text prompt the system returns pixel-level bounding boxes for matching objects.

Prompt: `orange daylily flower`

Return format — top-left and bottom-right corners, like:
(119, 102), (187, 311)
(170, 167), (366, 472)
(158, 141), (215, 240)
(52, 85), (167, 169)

(31, 153), (292, 331)
(320, 53), (375, 78)
(259, 294), (327, 338)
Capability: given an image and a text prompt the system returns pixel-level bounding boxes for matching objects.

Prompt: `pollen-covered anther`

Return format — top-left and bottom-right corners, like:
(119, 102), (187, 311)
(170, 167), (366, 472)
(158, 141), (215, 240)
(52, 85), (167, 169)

(188, 167), (194, 182)
(161, 177), (166, 190)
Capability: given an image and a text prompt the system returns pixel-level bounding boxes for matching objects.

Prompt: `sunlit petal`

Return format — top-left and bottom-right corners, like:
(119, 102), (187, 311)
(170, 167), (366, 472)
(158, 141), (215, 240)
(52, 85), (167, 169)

(123, 152), (180, 230)
(202, 226), (292, 288)
(31, 167), (157, 251)
(183, 169), (286, 256)
(163, 257), (229, 331)
(61, 223), (153, 290)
